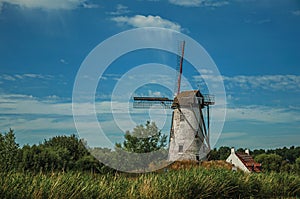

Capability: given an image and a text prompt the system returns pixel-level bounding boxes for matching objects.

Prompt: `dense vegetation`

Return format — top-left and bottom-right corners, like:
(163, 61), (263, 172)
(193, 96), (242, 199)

(0, 128), (300, 173)
(0, 127), (299, 198)
(0, 129), (105, 173)
(0, 167), (299, 198)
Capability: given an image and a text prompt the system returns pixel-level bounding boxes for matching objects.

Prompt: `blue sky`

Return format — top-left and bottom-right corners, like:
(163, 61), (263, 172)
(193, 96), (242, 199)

(0, 0), (299, 149)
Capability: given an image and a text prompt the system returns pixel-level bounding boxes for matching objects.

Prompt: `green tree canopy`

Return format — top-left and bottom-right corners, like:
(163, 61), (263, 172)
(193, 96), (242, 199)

(115, 121), (168, 171)
(208, 146), (230, 160)
(116, 121), (167, 153)
(0, 129), (19, 171)
(255, 153), (283, 172)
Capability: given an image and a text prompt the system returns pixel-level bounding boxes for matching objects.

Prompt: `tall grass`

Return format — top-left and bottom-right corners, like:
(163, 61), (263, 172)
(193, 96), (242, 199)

(0, 167), (299, 198)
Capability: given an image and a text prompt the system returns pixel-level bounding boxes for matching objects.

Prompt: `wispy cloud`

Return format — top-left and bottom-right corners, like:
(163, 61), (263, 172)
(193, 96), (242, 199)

(0, 73), (53, 81)
(60, 59), (69, 65)
(0, 74), (17, 81)
(194, 74), (300, 92)
(216, 133), (300, 149)
(1, 92), (299, 125)
(256, 19), (271, 24)
(82, 2), (99, 9)
(244, 18), (271, 25)
(0, 0), (96, 11)
(111, 15), (182, 32)
(107, 4), (130, 15)
(224, 75), (300, 91)
(0, 91), (299, 147)
(168, 0), (229, 7)
(0, 93), (170, 146)
(226, 105), (300, 123)
(169, 0), (202, 7)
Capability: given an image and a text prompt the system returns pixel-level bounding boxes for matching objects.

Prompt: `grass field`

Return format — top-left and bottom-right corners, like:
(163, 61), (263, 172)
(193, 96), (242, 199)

(0, 166), (299, 199)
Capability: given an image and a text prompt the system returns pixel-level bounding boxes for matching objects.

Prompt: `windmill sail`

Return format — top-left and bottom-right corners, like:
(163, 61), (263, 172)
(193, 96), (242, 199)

(133, 97), (173, 109)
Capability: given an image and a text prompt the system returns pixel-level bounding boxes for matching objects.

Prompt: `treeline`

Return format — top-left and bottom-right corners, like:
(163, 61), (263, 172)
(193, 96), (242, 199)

(0, 128), (300, 173)
(0, 124), (168, 173)
(209, 146), (300, 173)
(0, 129), (110, 173)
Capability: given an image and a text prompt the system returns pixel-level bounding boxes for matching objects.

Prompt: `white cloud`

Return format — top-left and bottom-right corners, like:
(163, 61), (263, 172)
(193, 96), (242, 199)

(0, 0), (87, 10)
(111, 15), (182, 32)
(0, 92), (299, 147)
(208, 1), (229, 7)
(0, 93), (144, 117)
(0, 94), (71, 115)
(107, 4), (130, 15)
(0, 93), (171, 146)
(199, 69), (214, 74)
(3, 93), (297, 125)
(168, 0), (228, 7)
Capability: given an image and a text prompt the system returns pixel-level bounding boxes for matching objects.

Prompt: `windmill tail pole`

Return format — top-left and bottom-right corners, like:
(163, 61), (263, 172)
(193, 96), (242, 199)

(177, 41), (185, 95)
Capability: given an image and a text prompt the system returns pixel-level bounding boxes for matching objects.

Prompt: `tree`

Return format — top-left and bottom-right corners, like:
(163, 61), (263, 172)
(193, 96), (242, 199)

(208, 148), (218, 160)
(18, 134), (103, 173)
(255, 153), (283, 172)
(115, 121), (168, 171)
(0, 129), (19, 171)
(252, 149), (266, 158)
(208, 146), (231, 160)
(116, 121), (167, 153)
(218, 146), (231, 160)
(43, 134), (89, 162)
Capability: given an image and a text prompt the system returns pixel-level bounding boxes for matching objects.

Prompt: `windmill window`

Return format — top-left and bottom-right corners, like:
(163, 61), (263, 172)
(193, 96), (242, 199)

(180, 113), (184, 121)
(178, 145), (183, 153)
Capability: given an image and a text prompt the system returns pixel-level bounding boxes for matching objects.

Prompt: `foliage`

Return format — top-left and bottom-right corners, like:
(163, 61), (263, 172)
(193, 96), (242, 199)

(0, 130), (105, 173)
(254, 153), (283, 172)
(115, 121), (167, 153)
(0, 129), (19, 171)
(266, 146), (300, 163)
(0, 168), (299, 198)
(0, 128), (300, 198)
(208, 146), (230, 160)
(0, 128), (299, 173)
(114, 121), (168, 171)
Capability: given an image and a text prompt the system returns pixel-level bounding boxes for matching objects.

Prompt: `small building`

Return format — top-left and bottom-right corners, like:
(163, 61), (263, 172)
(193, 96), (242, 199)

(226, 148), (262, 173)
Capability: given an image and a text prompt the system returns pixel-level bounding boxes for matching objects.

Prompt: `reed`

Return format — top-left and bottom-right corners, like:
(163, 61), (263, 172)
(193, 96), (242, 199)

(0, 167), (299, 198)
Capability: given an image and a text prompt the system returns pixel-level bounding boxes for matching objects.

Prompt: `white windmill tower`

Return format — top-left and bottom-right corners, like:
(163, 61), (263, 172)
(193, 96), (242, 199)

(133, 41), (214, 161)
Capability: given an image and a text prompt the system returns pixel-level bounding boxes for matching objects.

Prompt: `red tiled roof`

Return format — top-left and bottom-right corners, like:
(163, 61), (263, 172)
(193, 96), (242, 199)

(236, 152), (262, 172)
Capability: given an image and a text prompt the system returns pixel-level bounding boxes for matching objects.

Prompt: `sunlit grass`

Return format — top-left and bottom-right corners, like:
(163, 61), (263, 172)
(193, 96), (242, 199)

(0, 167), (299, 198)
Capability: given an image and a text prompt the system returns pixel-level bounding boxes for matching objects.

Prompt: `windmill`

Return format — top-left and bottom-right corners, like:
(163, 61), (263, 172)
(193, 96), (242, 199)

(133, 41), (215, 161)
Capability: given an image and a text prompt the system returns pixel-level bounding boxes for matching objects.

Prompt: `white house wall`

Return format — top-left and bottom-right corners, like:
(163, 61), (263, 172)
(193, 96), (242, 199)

(226, 154), (250, 173)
